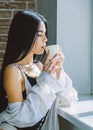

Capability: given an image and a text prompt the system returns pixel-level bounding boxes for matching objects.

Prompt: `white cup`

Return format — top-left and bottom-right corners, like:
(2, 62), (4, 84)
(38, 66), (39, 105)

(45, 44), (59, 57)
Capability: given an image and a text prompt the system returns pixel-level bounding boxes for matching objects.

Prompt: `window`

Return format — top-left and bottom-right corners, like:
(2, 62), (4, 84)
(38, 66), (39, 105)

(57, 0), (92, 94)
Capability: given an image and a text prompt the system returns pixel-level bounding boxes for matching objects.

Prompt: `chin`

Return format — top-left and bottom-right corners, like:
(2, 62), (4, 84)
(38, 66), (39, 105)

(37, 50), (44, 55)
(38, 52), (44, 55)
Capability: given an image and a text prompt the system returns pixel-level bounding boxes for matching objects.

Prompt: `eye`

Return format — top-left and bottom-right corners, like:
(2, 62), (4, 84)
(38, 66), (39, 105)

(37, 32), (45, 37)
(37, 34), (42, 37)
(36, 31), (46, 37)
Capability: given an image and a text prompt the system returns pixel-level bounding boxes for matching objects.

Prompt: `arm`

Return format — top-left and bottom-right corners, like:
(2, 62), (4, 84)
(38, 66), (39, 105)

(57, 68), (78, 107)
(44, 49), (78, 107)
(0, 65), (62, 127)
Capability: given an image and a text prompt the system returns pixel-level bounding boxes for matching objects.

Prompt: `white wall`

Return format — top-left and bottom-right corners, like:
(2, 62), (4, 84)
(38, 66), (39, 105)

(57, 0), (92, 94)
(92, 0), (93, 95)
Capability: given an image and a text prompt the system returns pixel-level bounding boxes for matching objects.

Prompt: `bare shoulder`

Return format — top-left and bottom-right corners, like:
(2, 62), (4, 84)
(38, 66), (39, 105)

(4, 64), (23, 102)
(4, 64), (21, 80)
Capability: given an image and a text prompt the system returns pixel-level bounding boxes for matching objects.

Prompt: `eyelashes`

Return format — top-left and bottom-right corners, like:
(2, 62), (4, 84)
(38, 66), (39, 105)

(37, 34), (42, 37)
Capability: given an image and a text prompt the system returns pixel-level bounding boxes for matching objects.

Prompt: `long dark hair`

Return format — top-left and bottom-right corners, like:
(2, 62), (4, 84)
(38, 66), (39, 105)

(0, 10), (48, 112)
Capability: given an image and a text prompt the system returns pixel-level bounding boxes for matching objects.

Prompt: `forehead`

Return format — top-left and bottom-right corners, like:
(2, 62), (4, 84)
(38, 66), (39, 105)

(38, 22), (46, 32)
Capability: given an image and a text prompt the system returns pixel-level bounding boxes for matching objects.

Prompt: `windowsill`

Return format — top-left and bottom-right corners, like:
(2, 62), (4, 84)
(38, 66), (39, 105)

(57, 95), (93, 130)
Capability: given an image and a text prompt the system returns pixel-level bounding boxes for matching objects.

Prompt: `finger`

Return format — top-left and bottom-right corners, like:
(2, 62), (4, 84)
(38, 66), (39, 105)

(58, 51), (65, 59)
(43, 59), (53, 70)
(48, 66), (56, 74)
(59, 46), (62, 53)
(44, 59), (57, 72)
(50, 53), (58, 61)
(44, 50), (52, 65)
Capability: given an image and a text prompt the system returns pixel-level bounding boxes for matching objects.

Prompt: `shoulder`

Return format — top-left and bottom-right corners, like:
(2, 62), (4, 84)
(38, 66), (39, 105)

(3, 64), (24, 102)
(4, 64), (21, 80)
(4, 64), (21, 84)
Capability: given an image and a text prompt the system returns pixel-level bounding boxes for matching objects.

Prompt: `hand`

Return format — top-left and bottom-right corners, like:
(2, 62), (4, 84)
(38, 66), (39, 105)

(43, 50), (57, 74)
(43, 47), (65, 76)
(55, 47), (65, 79)
(55, 47), (65, 69)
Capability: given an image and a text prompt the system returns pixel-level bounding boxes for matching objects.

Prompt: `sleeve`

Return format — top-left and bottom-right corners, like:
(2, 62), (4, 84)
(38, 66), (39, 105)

(0, 71), (62, 128)
(56, 69), (78, 107)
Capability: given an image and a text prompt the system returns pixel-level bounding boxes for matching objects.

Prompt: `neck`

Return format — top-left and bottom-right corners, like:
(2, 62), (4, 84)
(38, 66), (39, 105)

(17, 53), (34, 66)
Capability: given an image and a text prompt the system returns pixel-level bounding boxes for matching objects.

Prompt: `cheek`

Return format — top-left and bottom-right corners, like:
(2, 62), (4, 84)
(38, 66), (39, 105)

(35, 38), (42, 48)
(35, 41), (41, 49)
(34, 41), (43, 53)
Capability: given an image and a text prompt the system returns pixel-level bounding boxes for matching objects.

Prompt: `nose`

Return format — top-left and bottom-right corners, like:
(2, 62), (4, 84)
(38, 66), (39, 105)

(44, 35), (48, 43)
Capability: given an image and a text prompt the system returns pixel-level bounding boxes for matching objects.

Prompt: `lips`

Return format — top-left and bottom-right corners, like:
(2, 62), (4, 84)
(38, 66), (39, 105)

(41, 46), (46, 49)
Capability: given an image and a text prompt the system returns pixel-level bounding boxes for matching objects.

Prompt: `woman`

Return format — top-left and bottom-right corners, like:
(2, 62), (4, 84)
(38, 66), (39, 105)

(0, 10), (78, 130)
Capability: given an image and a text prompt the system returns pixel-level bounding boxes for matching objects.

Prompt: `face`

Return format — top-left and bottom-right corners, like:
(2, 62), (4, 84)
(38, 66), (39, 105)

(31, 22), (48, 55)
